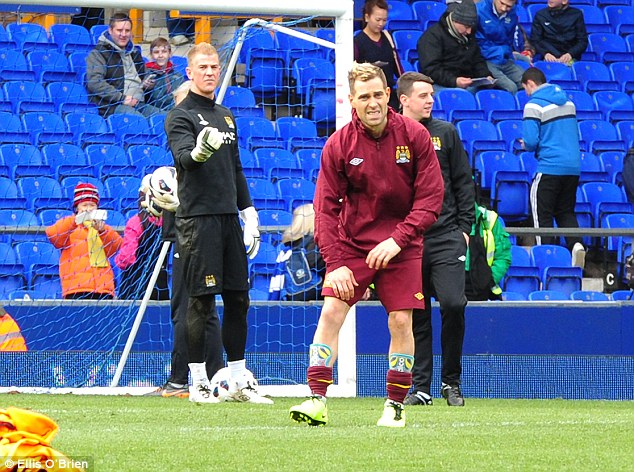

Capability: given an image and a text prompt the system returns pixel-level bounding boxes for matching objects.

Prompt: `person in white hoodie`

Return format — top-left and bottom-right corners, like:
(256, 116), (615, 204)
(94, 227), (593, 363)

(86, 12), (165, 118)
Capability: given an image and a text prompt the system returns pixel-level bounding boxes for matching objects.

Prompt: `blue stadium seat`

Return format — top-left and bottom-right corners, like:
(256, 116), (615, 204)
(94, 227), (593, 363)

(476, 151), (522, 191)
(530, 245), (582, 296)
(68, 51), (89, 81)
(0, 268), (27, 297)
(565, 90), (602, 121)
(0, 24), (17, 49)
(0, 112), (30, 145)
(26, 50), (77, 83)
(604, 213), (634, 282)
(296, 149), (321, 181)
(611, 290), (633, 301)
(578, 120), (625, 153)
(127, 144), (172, 175)
(236, 116), (284, 151)
(588, 33), (634, 64)
(14, 241), (60, 290)
(500, 291), (526, 301)
(528, 290), (568, 301)
(616, 121), (634, 148)
(7, 23), (56, 52)
(456, 120), (505, 164)
(593, 91), (634, 123)
(386, 19), (421, 32)
(581, 182), (633, 225)
(276, 28), (323, 75)
(46, 82), (97, 115)
(85, 144), (136, 179)
(572, 62), (619, 93)
(64, 112), (116, 147)
(41, 143), (92, 180)
(609, 62), (634, 94)
(576, 6), (612, 34)
(104, 176), (142, 213)
(579, 151), (609, 183)
(392, 30), (423, 63)
(0, 143), (49, 179)
(412, 1), (446, 29)
(492, 171), (530, 222)
(17, 176), (66, 211)
(37, 208), (73, 226)
(0, 209), (40, 244)
(50, 23), (93, 54)
(3, 81), (55, 114)
(249, 241), (279, 276)
(276, 178), (316, 211)
(314, 28), (335, 62)
(89, 25), (108, 45)
(244, 40), (286, 101)
(599, 151), (624, 184)
(292, 58), (335, 125)
(496, 120), (524, 153)
(238, 147), (265, 179)
(475, 89), (521, 122)
(533, 61), (578, 90)
(246, 178), (285, 211)
(0, 48), (36, 82)
(60, 176), (106, 203)
(570, 290), (610, 302)
(21, 111), (74, 145)
(258, 209), (293, 228)
(254, 148), (303, 181)
(435, 88), (485, 122)
(519, 152), (538, 180)
(604, 6), (634, 35)
(502, 266), (541, 298)
(8, 289), (56, 300)
(275, 116), (324, 151)
(221, 86), (257, 110)
(387, 1), (415, 21)
(106, 114), (162, 148)
(148, 114), (167, 147)
(0, 177), (27, 210)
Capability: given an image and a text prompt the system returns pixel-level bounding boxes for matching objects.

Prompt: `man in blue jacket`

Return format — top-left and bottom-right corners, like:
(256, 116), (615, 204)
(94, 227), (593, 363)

(521, 67), (585, 268)
(476, 0), (525, 94)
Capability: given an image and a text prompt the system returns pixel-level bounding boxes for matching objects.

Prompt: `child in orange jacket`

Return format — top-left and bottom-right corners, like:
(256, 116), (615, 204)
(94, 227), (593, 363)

(45, 183), (123, 299)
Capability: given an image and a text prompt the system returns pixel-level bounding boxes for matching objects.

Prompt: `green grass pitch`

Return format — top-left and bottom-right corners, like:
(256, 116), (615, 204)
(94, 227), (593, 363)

(2, 394), (633, 471)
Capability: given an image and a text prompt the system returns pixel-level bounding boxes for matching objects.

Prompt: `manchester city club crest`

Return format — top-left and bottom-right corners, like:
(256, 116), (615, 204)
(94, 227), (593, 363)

(395, 145), (411, 164)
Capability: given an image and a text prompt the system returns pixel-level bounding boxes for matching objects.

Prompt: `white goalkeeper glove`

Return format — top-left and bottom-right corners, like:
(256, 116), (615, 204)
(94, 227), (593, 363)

(152, 192), (180, 213)
(191, 126), (224, 163)
(239, 206), (260, 260)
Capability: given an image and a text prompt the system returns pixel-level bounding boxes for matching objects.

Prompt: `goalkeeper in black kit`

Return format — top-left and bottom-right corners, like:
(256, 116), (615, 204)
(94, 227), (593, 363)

(164, 42), (271, 404)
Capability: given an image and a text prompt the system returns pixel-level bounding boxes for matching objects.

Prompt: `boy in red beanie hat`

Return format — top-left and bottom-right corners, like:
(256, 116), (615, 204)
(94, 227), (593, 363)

(45, 183), (123, 299)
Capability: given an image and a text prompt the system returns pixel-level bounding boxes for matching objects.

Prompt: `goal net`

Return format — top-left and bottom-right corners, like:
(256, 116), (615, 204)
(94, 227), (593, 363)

(0, 0), (357, 397)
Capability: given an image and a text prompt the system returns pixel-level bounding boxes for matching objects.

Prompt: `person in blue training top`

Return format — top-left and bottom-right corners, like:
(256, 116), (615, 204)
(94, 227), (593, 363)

(475, 0), (526, 94)
(521, 67), (586, 268)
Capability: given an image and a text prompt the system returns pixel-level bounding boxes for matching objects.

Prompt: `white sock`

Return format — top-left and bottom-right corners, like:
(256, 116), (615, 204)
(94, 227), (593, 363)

(228, 359), (247, 381)
(188, 362), (209, 387)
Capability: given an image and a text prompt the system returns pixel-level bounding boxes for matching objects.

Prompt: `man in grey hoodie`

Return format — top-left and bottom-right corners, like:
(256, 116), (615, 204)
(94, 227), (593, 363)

(86, 12), (165, 118)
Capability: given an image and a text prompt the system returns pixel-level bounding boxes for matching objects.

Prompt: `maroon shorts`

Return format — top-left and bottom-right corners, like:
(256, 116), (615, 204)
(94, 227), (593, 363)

(321, 256), (425, 312)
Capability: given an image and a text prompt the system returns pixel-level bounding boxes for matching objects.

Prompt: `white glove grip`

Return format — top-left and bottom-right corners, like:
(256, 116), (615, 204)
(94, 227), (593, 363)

(190, 126), (224, 162)
(239, 206), (260, 259)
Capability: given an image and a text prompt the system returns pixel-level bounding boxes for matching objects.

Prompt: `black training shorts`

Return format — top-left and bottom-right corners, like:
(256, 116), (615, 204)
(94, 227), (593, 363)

(175, 214), (249, 296)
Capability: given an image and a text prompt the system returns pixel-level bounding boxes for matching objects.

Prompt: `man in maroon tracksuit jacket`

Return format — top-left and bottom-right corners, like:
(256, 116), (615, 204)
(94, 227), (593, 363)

(289, 62), (444, 428)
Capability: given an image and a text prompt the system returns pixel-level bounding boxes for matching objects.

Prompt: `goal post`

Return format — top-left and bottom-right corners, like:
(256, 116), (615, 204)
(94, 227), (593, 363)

(0, 0), (360, 397)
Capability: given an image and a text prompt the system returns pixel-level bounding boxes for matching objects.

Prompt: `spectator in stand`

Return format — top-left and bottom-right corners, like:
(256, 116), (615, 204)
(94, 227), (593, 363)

(276, 203), (326, 301)
(476, 0), (526, 94)
(46, 183), (123, 300)
(144, 37), (186, 111)
(521, 67), (586, 268)
(115, 175), (169, 300)
(86, 12), (165, 118)
(530, 0), (588, 65)
(464, 203), (512, 301)
(417, 0), (494, 93)
(354, 0), (404, 110)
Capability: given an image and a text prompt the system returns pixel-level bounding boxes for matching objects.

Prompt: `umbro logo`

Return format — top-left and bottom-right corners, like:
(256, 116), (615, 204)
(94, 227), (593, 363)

(350, 157), (364, 166)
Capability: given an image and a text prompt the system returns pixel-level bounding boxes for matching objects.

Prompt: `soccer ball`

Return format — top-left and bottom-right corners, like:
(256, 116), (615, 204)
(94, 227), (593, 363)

(210, 367), (258, 401)
(144, 166), (177, 217)
(149, 166), (177, 199)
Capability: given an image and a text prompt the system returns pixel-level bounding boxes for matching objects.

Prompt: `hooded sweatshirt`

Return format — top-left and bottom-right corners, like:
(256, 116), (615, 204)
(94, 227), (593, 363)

(522, 83), (580, 176)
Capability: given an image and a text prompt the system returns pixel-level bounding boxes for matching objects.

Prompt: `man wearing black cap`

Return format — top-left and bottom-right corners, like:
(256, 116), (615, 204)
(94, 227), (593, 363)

(417, 0), (494, 93)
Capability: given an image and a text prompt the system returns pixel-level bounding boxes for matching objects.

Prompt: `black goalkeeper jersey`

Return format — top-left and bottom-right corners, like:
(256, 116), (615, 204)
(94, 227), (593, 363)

(165, 90), (252, 218)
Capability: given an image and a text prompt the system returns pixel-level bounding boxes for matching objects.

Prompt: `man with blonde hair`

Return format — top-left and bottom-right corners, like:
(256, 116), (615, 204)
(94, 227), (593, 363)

(165, 42), (268, 404)
(289, 62), (444, 427)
